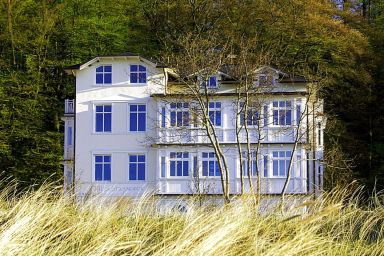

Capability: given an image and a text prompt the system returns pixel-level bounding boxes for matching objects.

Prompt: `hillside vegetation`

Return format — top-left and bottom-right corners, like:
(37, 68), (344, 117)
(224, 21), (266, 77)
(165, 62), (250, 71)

(0, 185), (382, 255)
(0, 0), (384, 192)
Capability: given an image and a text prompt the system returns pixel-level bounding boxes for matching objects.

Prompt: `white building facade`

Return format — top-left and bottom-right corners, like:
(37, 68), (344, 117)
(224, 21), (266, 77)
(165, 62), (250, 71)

(63, 53), (325, 201)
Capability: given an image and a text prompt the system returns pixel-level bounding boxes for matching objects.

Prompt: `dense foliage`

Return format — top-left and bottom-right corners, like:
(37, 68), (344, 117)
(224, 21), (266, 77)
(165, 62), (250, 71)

(0, 0), (383, 192)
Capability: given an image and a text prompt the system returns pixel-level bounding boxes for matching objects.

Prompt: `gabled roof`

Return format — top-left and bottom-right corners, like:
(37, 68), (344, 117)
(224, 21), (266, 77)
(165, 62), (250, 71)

(64, 52), (166, 74)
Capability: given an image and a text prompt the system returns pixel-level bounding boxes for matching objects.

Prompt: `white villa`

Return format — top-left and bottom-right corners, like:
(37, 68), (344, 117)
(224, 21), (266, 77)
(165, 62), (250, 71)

(62, 52), (325, 202)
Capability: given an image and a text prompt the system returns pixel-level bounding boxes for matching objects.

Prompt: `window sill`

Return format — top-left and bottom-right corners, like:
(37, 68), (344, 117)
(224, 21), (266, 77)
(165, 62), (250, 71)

(94, 84), (112, 87)
(129, 83), (147, 86)
(92, 83), (148, 87)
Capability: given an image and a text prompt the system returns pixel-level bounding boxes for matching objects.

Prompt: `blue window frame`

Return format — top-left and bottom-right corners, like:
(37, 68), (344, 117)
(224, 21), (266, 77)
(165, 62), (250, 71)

(272, 100), (292, 126)
(202, 152), (221, 177)
(170, 102), (189, 127)
(242, 152), (257, 177)
(296, 103), (302, 126)
(67, 126), (73, 146)
(240, 102), (259, 126)
(161, 107), (166, 127)
(209, 102), (221, 126)
(263, 155), (268, 177)
(170, 152), (189, 177)
(130, 65), (146, 84)
(263, 105), (269, 126)
(95, 105), (112, 132)
(129, 155), (145, 180)
(272, 151), (291, 177)
(95, 155), (111, 181)
(96, 65), (112, 84)
(208, 76), (217, 88)
(129, 104), (146, 131)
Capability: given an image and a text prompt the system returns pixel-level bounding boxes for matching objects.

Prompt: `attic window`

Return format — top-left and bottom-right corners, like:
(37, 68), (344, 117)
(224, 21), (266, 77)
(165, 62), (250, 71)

(258, 74), (274, 86)
(208, 76), (218, 88)
(200, 76), (218, 88)
(96, 65), (112, 84)
(130, 65), (147, 84)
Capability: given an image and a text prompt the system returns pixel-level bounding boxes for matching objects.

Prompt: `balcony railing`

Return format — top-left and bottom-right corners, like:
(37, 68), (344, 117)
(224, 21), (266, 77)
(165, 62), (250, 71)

(156, 127), (307, 144)
(64, 99), (74, 115)
(64, 145), (74, 161)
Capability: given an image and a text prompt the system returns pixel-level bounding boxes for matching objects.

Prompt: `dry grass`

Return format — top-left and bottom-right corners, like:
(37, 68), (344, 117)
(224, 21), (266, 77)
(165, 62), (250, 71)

(0, 185), (383, 256)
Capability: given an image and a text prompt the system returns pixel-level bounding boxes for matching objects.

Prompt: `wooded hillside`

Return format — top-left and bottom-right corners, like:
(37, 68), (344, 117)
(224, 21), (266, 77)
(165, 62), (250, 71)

(0, 0), (383, 192)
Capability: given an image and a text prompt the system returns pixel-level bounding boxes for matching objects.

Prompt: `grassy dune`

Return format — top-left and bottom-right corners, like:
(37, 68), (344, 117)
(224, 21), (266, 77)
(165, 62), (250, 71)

(0, 185), (383, 256)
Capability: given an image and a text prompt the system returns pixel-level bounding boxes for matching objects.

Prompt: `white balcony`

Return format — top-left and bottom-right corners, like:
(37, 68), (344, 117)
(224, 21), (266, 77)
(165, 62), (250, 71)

(64, 99), (74, 115)
(156, 126), (307, 145)
(157, 178), (307, 195)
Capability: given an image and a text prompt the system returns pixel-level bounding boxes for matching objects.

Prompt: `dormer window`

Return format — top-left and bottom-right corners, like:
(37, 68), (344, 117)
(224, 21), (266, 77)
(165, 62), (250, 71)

(208, 76), (218, 88)
(200, 75), (218, 88)
(96, 65), (112, 84)
(257, 74), (274, 86)
(258, 75), (267, 86)
(130, 65), (147, 84)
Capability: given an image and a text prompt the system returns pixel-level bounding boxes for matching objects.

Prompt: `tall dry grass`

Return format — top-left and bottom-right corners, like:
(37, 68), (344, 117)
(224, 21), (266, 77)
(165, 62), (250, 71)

(0, 184), (383, 256)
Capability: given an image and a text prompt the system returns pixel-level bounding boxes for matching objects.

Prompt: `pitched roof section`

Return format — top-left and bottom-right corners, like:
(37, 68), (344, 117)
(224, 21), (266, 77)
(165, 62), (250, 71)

(64, 53), (306, 83)
(170, 64), (307, 83)
(64, 52), (166, 74)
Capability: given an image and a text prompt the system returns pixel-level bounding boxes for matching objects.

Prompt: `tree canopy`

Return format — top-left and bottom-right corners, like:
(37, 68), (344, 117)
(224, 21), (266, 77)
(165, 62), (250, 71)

(0, 0), (383, 192)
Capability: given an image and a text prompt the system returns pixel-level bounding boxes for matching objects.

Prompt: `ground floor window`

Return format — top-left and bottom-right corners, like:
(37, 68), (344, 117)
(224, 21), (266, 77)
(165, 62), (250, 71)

(242, 152), (258, 177)
(170, 152), (189, 177)
(129, 155), (145, 180)
(272, 151), (291, 177)
(95, 155), (111, 181)
(202, 152), (221, 177)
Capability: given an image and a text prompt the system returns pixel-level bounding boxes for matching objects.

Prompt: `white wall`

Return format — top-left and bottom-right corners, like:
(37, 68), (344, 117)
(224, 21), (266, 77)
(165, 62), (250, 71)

(74, 58), (163, 197)
(72, 58), (318, 198)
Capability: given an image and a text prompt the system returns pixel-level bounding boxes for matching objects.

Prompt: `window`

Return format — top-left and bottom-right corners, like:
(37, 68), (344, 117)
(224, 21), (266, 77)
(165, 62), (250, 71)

(240, 102), (259, 126)
(296, 155), (302, 178)
(318, 122), (322, 146)
(95, 105), (112, 132)
(209, 102), (221, 126)
(170, 103), (189, 127)
(129, 155), (145, 180)
(258, 74), (274, 86)
(263, 155), (268, 177)
(95, 155), (111, 181)
(296, 102), (302, 126)
(170, 152), (189, 177)
(161, 107), (166, 127)
(129, 104), (146, 131)
(160, 156), (166, 178)
(241, 152), (257, 177)
(199, 75), (218, 88)
(272, 151), (291, 177)
(208, 76), (218, 88)
(193, 156), (198, 177)
(130, 65), (146, 84)
(67, 126), (72, 146)
(272, 100), (292, 126)
(96, 65), (112, 84)
(263, 105), (269, 127)
(202, 152), (221, 177)
(258, 75), (267, 86)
